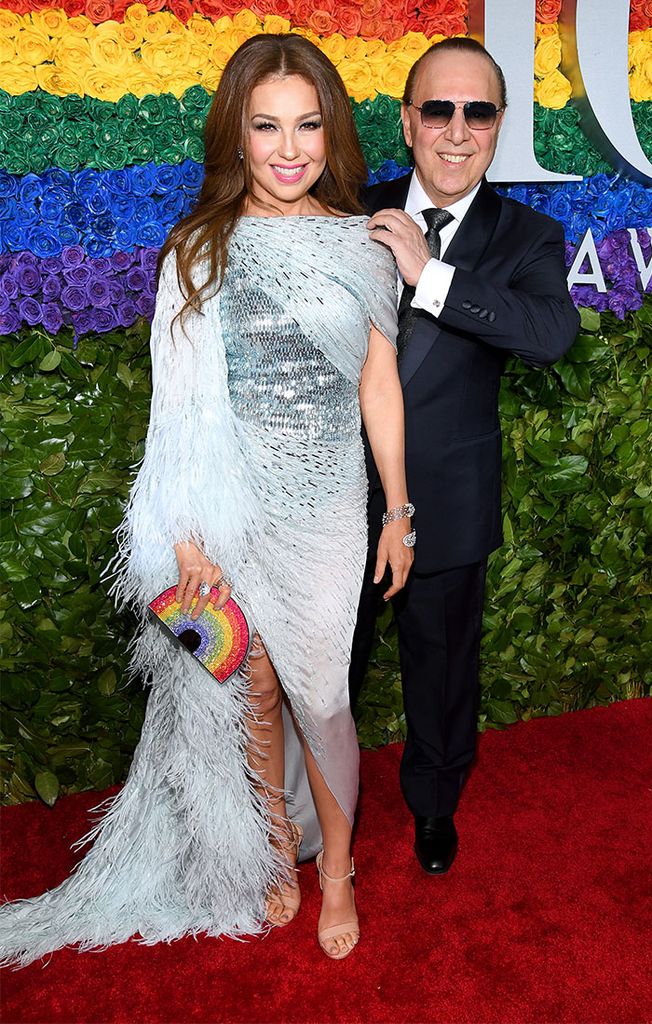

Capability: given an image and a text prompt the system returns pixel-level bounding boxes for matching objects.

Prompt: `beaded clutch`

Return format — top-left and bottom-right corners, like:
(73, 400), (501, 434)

(148, 586), (251, 683)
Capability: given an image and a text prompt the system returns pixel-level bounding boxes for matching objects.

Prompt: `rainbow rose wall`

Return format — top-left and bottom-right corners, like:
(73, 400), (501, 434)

(1, 0), (650, 804)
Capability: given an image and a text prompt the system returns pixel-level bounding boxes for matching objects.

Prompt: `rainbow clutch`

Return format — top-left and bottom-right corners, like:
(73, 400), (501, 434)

(148, 586), (251, 684)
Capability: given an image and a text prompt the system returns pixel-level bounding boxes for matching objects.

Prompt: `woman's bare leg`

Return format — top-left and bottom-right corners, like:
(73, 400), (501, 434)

(302, 743), (358, 958)
(246, 638), (301, 925)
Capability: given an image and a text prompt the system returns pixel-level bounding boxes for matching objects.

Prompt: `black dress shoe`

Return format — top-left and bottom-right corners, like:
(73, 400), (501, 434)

(414, 815), (458, 874)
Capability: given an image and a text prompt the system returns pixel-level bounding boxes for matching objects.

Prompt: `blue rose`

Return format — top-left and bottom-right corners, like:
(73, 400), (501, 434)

(132, 198), (158, 226)
(42, 168), (72, 191)
(159, 191), (185, 222)
(75, 168), (100, 204)
(59, 225), (81, 248)
(19, 174), (42, 207)
(94, 213), (117, 240)
(28, 226), (61, 259)
(155, 164), (182, 194)
(40, 199), (65, 225)
(110, 194), (137, 220)
(0, 171), (17, 198)
(128, 164), (156, 197)
(2, 221), (28, 251)
(181, 159), (204, 194)
(0, 197), (17, 221)
(115, 222), (137, 248)
(136, 222), (167, 247)
(88, 187), (110, 216)
(86, 234), (111, 259)
(14, 202), (39, 226)
(105, 169), (131, 197)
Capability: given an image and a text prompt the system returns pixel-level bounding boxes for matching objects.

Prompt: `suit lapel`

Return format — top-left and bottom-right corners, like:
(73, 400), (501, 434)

(399, 180), (503, 388)
(364, 173), (412, 215)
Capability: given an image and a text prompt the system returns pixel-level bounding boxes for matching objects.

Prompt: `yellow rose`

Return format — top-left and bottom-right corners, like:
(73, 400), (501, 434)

(0, 10), (20, 36)
(644, 55), (652, 86)
(426, 32), (445, 45)
(344, 37), (368, 61)
(535, 23), (557, 40)
(233, 10), (261, 34)
(187, 15), (216, 46)
(125, 4), (149, 29)
(83, 68), (127, 102)
(228, 28), (250, 50)
(54, 36), (93, 74)
(629, 38), (652, 71)
(0, 38), (14, 64)
(66, 16), (93, 38)
(320, 33), (347, 65)
(186, 39), (211, 73)
(140, 34), (192, 77)
(124, 66), (162, 98)
(379, 54), (412, 99)
(31, 9), (68, 38)
(201, 66), (222, 92)
(90, 24), (133, 71)
(262, 15), (291, 35)
(534, 34), (561, 77)
(117, 22), (142, 51)
(338, 58), (374, 103)
(141, 12), (174, 42)
(534, 69), (572, 109)
(214, 17), (233, 35)
(209, 37), (236, 72)
(629, 69), (649, 103)
(365, 39), (386, 60)
(0, 61), (37, 95)
(36, 64), (84, 97)
(389, 32), (429, 60)
(164, 71), (201, 98)
(15, 26), (53, 65)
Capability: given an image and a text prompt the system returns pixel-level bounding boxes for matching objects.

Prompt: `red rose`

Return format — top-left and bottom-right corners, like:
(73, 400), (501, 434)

(337, 4), (363, 37)
(294, 0), (315, 26)
(266, 0), (296, 18)
(308, 9), (336, 35)
(65, 0), (88, 15)
(360, 0), (382, 19)
(168, 0), (195, 22)
(360, 14), (386, 40)
(143, 0), (168, 11)
(84, 0), (115, 22)
(536, 0), (562, 24)
(382, 18), (406, 42)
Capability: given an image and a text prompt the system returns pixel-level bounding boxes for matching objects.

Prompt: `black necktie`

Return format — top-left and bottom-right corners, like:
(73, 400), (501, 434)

(397, 207), (454, 361)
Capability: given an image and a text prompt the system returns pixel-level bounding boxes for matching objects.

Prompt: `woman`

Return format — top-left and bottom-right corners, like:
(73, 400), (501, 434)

(0, 34), (413, 965)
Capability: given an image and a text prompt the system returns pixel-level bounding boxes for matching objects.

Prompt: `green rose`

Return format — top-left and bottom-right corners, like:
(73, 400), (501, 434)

(185, 136), (205, 162)
(97, 143), (130, 170)
(181, 84), (211, 113)
(117, 93), (139, 120)
(138, 95), (164, 125)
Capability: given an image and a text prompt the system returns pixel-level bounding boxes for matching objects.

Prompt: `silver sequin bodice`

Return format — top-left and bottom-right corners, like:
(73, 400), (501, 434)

(221, 276), (360, 443)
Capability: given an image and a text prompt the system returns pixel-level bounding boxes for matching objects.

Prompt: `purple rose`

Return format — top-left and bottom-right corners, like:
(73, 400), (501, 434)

(90, 257), (112, 276)
(42, 274), (62, 300)
(92, 306), (118, 332)
(61, 284), (89, 312)
(87, 277), (112, 308)
(72, 309), (92, 336)
(61, 246), (85, 269)
(0, 292), (8, 314)
(117, 299), (138, 327)
(136, 293), (155, 318)
(19, 296), (43, 325)
(1, 274), (19, 299)
(16, 251), (37, 267)
(42, 302), (64, 334)
(608, 284), (643, 319)
(17, 263), (42, 295)
(108, 279), (126, 303)
(140, 248), (160, 272)
(0, 308), (21, 335)
(110, 250), (136, 271)
(126, 267), (147, 292)
(42, 255), (63, 275)
(65, 264), (92, 286)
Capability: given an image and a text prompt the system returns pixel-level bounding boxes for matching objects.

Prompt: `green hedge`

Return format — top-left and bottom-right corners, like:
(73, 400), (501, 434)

(1, 303), (651, 803)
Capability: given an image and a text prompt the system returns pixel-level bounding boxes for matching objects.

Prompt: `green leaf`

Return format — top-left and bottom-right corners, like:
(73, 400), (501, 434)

(556, 360), (592, 400)
(12, 577), (41, 610)
(579, 307), (601, 333)
(9, 337), (45, 368)
(98, 667), (117, 696)
(39, 349), (62, 372)
(34, 770), (60, 807)
(39, 450), (66, 476)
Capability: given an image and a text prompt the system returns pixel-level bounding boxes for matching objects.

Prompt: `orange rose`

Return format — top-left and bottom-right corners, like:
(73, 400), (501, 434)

(84, 0), (115, 23)
(308, 10), (336, 36)
(536, 0), (562, 24)
(337, 6), (362, 37)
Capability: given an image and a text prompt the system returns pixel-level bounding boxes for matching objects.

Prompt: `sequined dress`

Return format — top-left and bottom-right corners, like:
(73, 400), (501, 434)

(0, 215), (397, 966)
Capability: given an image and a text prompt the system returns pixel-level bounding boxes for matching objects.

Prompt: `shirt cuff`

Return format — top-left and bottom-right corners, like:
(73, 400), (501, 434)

(412, 258), (456, 318)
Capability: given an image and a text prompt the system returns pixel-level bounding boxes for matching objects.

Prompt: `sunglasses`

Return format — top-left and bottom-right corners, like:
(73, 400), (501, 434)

(406, 99), (504, 131)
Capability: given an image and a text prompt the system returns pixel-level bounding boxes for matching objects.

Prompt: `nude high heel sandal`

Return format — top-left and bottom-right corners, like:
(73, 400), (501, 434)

(266, 820), (303, 926)
(315, 851), (359, 960)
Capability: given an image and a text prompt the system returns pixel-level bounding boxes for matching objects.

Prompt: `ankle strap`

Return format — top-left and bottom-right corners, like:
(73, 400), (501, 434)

(316, 851), (355, 882)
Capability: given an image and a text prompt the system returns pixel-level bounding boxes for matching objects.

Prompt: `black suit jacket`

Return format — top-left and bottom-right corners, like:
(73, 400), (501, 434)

(366, 173), (580, 573)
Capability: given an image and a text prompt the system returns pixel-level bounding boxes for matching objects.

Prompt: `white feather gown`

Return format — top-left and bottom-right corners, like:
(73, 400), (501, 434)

(0, 215), (397, 967)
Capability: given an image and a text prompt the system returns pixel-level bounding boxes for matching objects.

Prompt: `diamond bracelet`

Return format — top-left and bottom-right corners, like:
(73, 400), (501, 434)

(382, 502), (415, 527)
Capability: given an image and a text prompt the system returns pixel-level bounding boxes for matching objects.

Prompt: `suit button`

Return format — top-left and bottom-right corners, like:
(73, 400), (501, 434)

(471, 304), (481, 314)
(462, 300), (472, 310)
(488, 311), (496, 323)
(478, 308), (488, 319)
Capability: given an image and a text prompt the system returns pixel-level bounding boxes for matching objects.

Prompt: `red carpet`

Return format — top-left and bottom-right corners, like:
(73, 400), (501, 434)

(2, 699), (651, 1024)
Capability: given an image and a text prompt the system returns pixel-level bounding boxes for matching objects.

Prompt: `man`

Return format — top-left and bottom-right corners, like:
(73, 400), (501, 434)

(349, 38), (580, 875)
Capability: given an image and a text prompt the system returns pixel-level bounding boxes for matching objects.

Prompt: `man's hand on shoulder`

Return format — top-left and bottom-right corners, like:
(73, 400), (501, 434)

(367, 208), (431, 287)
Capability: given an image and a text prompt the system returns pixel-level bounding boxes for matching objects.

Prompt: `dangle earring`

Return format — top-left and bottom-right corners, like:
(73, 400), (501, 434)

(237, 147), (244, 160)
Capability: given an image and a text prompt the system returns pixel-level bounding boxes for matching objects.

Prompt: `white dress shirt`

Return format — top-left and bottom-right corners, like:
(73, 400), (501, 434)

(401, 173), (481, 318)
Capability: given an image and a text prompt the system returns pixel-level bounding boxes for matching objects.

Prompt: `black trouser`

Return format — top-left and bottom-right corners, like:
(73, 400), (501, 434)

(349, 506), (487, 819)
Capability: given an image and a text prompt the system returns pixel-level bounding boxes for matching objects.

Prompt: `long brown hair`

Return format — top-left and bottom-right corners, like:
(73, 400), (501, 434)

(158, 33), (367, 318)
